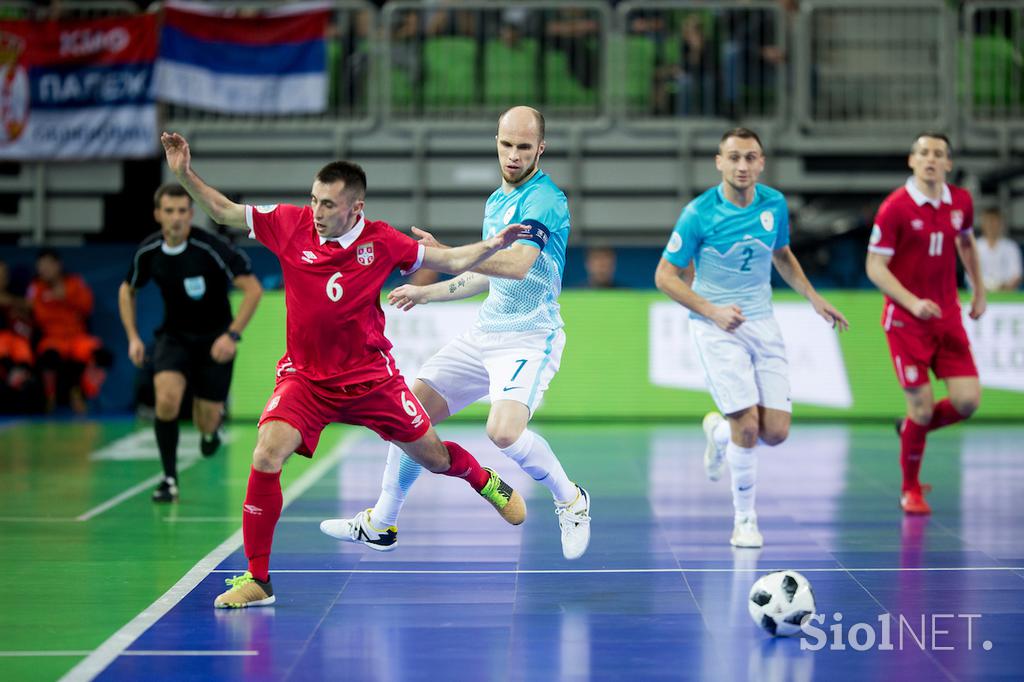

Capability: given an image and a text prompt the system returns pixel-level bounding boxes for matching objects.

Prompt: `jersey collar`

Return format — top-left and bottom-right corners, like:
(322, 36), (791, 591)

(319, 212), (365, 248)
(161, 240), (188, 255)
(905, 177), (952, 208)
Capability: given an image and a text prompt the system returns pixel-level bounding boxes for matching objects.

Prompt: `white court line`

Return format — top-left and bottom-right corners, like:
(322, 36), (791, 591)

(209, 566), (1024, 575)
(1, 650), (256, 657)
(76, 458), (200, 522)
(59, 430), (363, 682)
(0, 517), (78, 523)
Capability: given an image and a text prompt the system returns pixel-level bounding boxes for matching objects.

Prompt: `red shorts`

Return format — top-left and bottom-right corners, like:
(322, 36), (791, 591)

(882, 304), (978, 389)
(257, 371), (432, 457)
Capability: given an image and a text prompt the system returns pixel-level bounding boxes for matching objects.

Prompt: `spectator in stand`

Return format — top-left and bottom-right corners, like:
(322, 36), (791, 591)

(26, 249), (112, 413)
(976, 207), (1022, 292)
(584, 246), (620, 288)
(0, 260), (38, 412)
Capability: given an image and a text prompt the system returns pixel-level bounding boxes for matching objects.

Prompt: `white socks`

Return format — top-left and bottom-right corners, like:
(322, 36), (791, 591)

(501, 429), (577, 503)
(713, 419), (730, 449)
(726, 441), (757, 517)
(371, 443), (422, 527)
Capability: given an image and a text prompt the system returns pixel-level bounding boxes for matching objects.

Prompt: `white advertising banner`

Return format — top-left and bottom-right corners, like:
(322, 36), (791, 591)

(963, 303), (1024, 393)
(383, 302), (481, 381)
(649, 302), (853, 408)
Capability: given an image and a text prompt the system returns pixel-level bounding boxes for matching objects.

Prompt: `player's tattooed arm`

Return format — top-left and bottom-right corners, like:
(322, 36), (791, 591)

(387, 272), (489, 311)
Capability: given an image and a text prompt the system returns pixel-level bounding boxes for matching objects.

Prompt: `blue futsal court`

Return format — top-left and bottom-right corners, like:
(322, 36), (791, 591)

(29, 422), (1020, 682)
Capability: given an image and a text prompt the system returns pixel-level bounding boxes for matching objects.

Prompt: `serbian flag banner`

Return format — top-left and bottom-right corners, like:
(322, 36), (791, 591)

(0, 13), (158, 159)
(155, 0), (331, 114)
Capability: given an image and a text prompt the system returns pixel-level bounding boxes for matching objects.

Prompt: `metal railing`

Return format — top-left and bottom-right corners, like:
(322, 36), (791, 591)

(963, 1), (1024, 129)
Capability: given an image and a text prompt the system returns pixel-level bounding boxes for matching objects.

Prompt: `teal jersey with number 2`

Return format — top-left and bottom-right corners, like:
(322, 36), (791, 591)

(661, 183), (790, 321)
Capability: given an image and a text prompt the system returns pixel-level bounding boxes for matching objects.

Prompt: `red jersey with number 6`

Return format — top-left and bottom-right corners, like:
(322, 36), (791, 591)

(246, 203), (423, 388)
(869, 179), (974, 316)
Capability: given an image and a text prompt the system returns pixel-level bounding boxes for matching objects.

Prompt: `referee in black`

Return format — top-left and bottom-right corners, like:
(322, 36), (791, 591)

(119, 184), (263, 503)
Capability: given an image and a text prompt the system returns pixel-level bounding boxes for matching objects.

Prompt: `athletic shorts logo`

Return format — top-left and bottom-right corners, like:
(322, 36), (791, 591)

(870, 224), (883, 245)
(950, 210), (964, 230)
(267, 395), (281, 411)
(667, 232), (683, 253)
(356, 242), (375, 266)
(905, 365), (919, 383)
(503, 204), (516, 225)
(183, 276), (206, 300)
(760, 210), (774, 232)
(243, 504), (263, 515)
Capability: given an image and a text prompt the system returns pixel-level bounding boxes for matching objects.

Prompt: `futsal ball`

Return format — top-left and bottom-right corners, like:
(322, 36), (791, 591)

(748, 570), (816, 636)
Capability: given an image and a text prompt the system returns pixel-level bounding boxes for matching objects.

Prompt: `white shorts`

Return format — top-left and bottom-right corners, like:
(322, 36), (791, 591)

(418, 327), (565, 416)
(690, 316), (792, 415)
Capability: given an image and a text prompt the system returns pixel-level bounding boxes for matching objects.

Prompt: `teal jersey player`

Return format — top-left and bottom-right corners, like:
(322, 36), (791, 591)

(662, 183), (790, 322)
(655, 127), (848, 552)
(479, 169), (569, 333)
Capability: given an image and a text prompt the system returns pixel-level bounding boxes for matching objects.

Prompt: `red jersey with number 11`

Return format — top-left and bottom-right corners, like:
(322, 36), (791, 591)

(246, 204), (423, 388)
(869, 178), (974, 316)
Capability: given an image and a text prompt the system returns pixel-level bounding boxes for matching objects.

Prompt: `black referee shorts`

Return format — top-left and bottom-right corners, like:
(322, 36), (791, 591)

(152, 332), (234, 402)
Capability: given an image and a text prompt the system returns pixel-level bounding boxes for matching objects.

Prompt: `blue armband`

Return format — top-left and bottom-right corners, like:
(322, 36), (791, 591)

(519, 219), (550, 250)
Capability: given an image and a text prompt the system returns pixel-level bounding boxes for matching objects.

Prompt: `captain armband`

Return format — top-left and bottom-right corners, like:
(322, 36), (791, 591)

(518, 220), (550, 250)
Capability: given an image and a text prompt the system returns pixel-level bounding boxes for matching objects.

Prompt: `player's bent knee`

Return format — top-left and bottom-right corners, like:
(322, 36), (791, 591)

(487, 426), (524, 450)
(761, 429), (789, 447)
(952, 396), (980, 418)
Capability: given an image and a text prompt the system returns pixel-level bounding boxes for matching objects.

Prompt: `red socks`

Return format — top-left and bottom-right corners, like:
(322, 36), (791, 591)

(441, 441), (490, 491)
(928, 398), (966, 432)
(242, 467), (282, 582)
(899, 399), (967, 493)
(900, 419), (927, 492)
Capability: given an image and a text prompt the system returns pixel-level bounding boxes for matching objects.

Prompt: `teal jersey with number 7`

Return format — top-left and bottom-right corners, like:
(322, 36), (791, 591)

(661, 183), (790, 321)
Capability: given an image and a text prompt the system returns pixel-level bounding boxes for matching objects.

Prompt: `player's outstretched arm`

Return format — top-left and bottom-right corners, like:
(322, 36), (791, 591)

(421, 225), (525, 275)
(117, 282), (145, 368)
(388, 272), (490, 311)
(955, 231), (987, 320)
(772, 246), (849, 331)
(655, 257), (746, 332)
(469, 241), (539, 280)
(160, 132), (246, 229)
(865, 251), (942, 321)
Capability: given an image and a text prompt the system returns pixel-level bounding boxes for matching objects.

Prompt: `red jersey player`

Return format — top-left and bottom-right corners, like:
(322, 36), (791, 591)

(866, 132), (985, 515)
(161, 132), (528, 608)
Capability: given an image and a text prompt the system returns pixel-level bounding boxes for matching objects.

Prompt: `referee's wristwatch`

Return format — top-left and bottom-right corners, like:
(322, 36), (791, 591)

(226, 330), (242, 342)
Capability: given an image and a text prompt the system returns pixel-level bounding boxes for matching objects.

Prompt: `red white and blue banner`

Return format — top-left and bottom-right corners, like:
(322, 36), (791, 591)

(0, 14), (158, 160)
(154, 0), (331, 115)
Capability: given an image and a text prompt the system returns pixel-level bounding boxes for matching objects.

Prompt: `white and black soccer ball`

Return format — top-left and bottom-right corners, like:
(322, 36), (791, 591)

(748, 570), (816, 637)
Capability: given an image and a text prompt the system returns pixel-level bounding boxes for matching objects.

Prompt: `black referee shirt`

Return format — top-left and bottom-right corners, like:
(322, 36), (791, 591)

(126, 227), (253, 339)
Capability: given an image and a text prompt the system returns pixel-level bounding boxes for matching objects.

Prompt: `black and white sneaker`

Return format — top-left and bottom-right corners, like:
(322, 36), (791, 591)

(200, 429), (222, 458)
(152, 477), (179, 503)
(320, 508), (398, 551)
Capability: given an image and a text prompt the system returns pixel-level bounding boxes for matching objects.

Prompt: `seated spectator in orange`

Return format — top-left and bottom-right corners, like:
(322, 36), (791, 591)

(0, 260), (34, 398)
(27, 249), (112, 412)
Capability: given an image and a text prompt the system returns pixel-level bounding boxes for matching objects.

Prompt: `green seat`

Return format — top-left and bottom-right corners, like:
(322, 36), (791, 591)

(623, 35), (658, 112)
(423, 36), (479, 111)
(962, 34), (1024, 116)
(544, 46), (598, 110)
(485, 38), (540, 107)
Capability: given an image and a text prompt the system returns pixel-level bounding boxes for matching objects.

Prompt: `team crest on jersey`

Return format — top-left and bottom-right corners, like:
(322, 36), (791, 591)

(503, 204), (517, 225)
(356, 242), (375, 266)
(760, 211), (774, 232)
(667, 232), (682, 253)
(267, 396), (280, 411)
(911, 219), (924, 230)
(950, 210), (964, 230)
(905, 365), (919, 383)
(183, 276), (206, 300)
